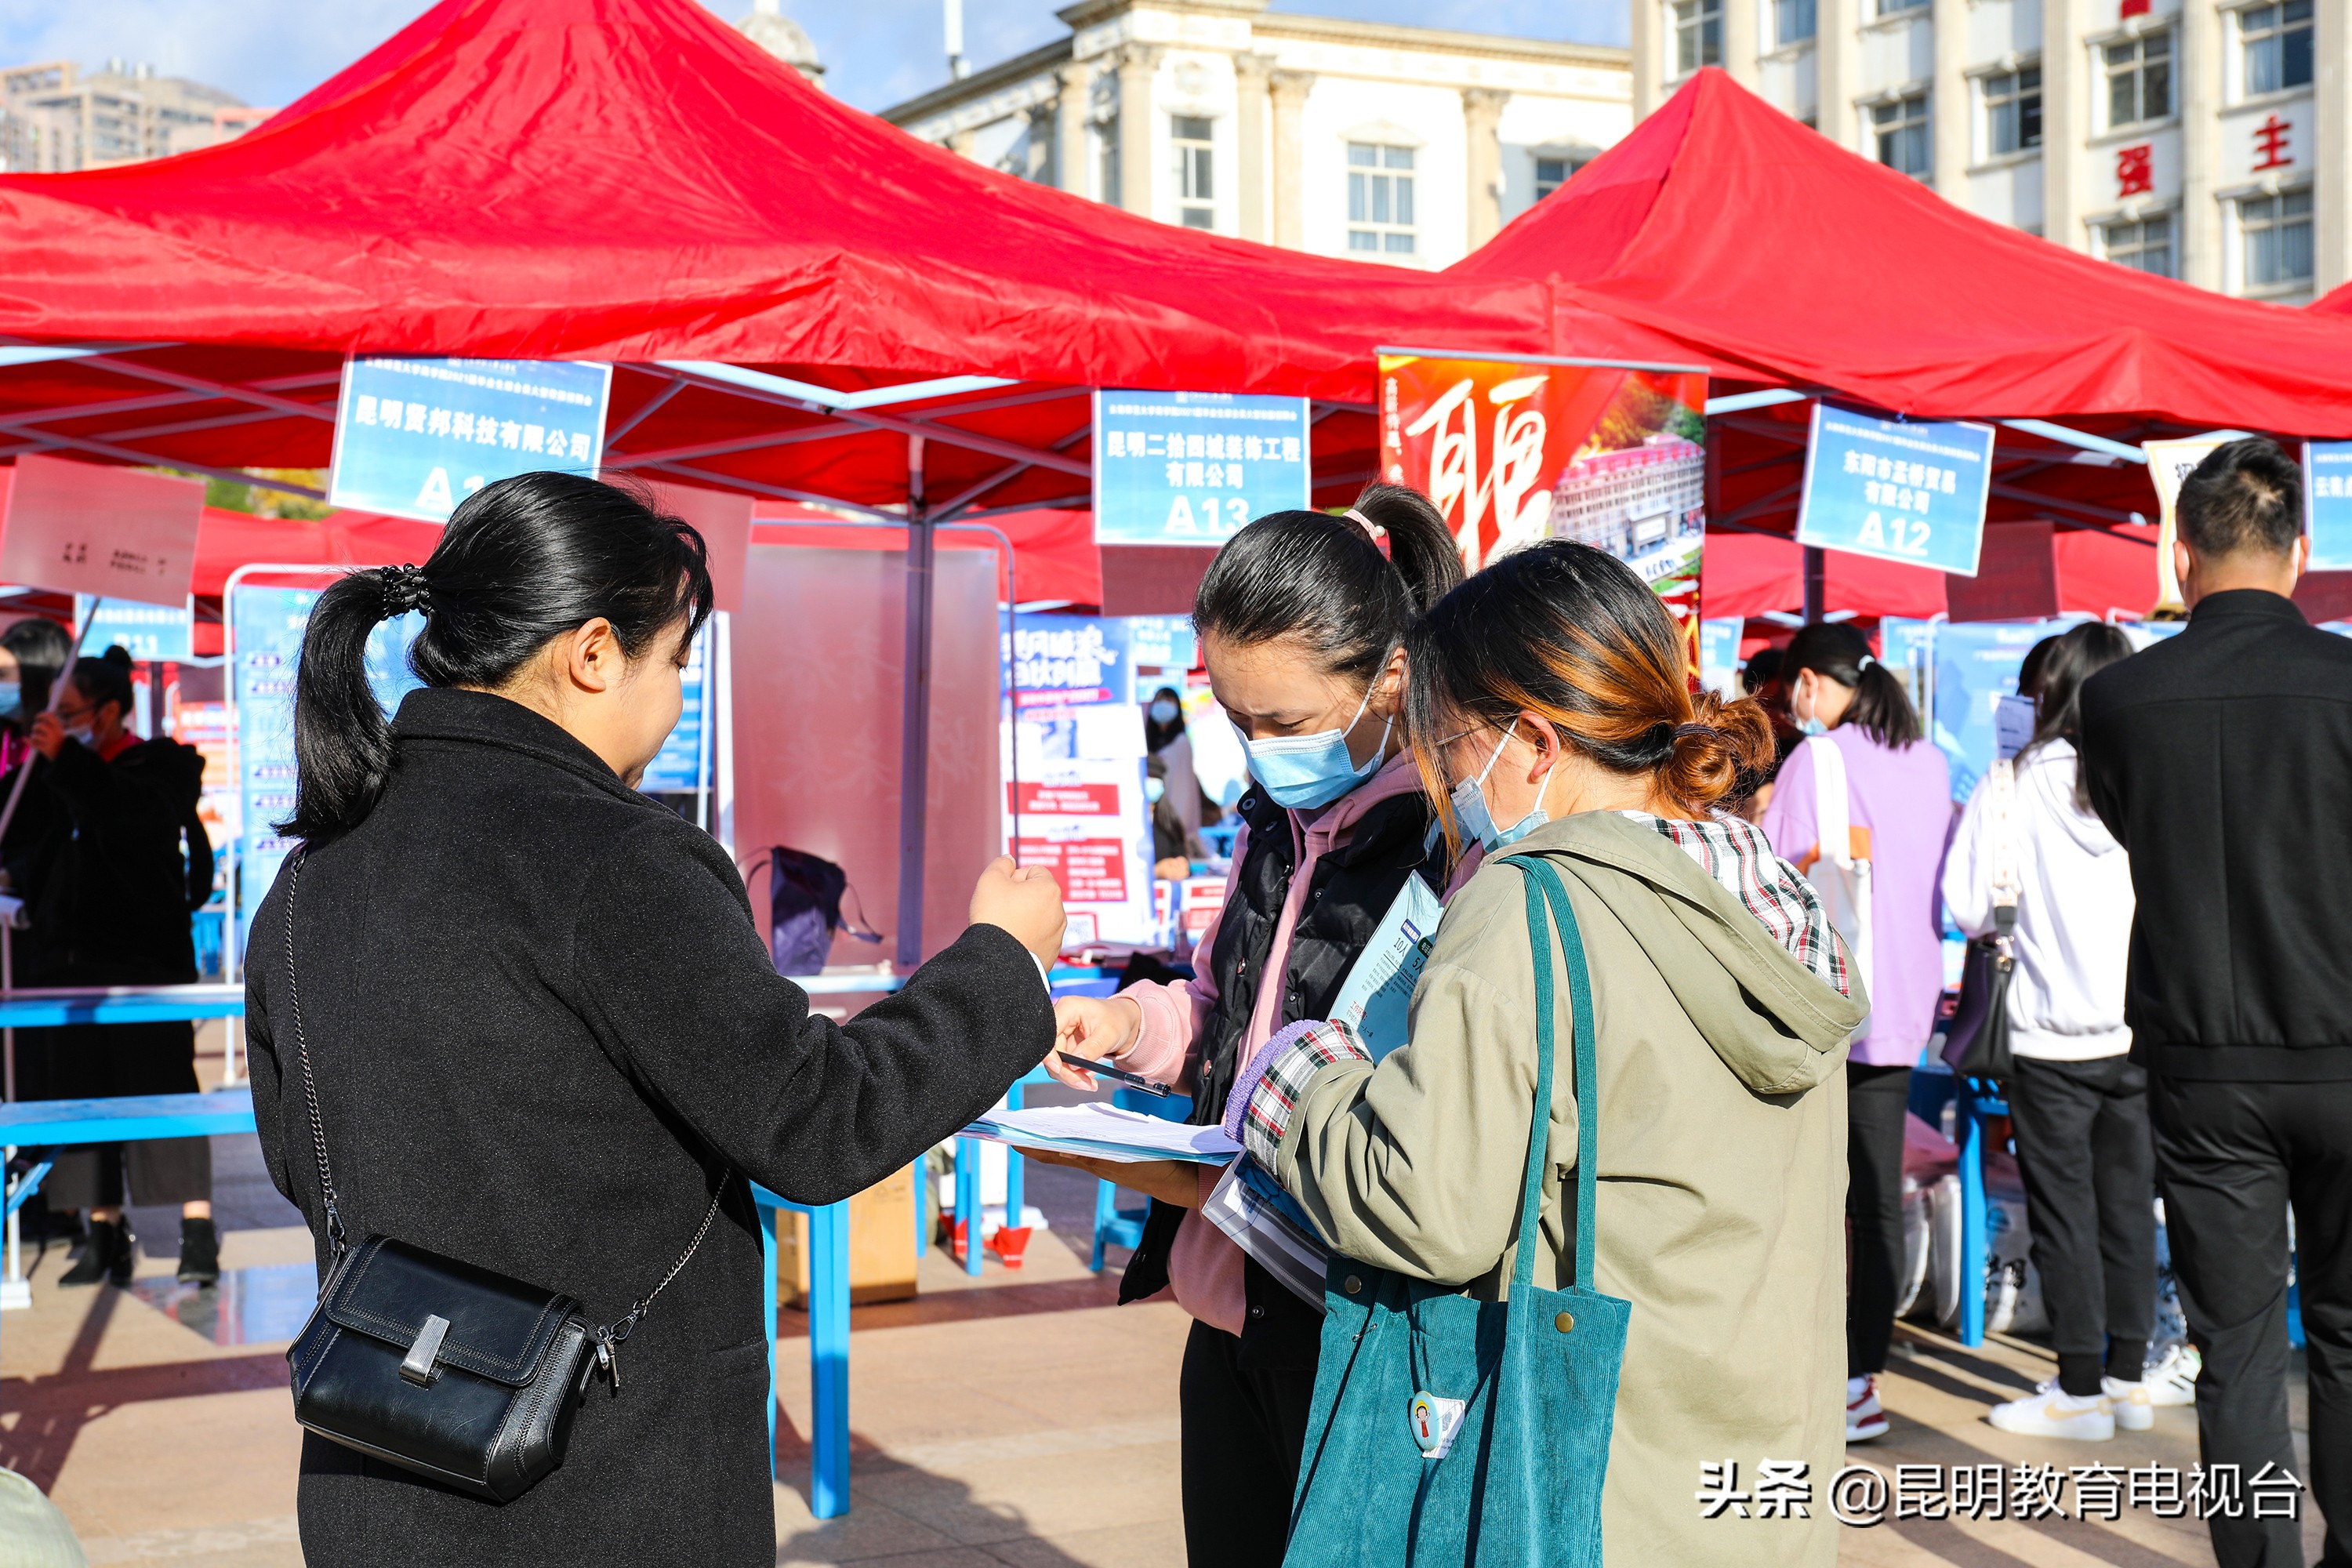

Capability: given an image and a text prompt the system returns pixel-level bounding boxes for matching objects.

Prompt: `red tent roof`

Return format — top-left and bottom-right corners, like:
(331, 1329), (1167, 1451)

(1458, 70), (2352, 435)
(0, 0), (1715, 509)
(191, 506), (447, 597)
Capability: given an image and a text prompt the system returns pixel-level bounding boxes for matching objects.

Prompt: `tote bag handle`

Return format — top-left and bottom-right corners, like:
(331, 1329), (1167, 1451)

(1498, 854), (1600, 1294)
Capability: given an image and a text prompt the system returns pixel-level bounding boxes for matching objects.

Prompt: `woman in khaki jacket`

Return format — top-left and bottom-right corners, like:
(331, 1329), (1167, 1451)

(1232, 541), (1867, 1566)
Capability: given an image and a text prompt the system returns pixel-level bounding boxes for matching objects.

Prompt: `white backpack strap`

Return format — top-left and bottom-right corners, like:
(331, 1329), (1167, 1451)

(1987, 757), (2020, 927)
(1806, 735), (1853, 869)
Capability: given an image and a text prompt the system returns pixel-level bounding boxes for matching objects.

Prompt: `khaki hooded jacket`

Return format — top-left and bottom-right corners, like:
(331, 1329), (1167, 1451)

(1274, 810), (1867, 1567)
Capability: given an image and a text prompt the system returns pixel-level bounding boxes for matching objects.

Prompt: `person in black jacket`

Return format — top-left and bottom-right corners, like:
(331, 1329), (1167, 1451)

(0, 644), (218, 1286)
(2079, 436), (2352, 1568)
(241, 473), (1064, 1567)
(1040, 485), (1464, 1568)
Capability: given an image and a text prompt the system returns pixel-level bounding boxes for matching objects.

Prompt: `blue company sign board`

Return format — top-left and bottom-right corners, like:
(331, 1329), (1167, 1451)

(328, 356), (613, 523)
(78, 597), (192, 661)
(1091, 390), (1312, 546)
(230, 584), (424, 937)
(2302, 441), (2352, 570)
(1796, 404), (1996, 576)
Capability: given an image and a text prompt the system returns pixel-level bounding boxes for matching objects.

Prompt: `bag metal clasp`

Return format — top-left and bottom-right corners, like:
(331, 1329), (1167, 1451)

(399, 1314), (452, 1388)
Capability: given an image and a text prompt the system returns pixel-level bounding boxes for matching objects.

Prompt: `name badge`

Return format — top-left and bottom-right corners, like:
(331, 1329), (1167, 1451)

(1409, 1392), (1467, 1459)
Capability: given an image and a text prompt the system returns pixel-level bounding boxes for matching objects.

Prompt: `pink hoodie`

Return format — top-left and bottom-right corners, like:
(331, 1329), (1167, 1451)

(1113, 750), (1475, 1332)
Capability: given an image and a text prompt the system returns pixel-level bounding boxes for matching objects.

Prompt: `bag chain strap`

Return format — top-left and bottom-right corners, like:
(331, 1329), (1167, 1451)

(281, 850), (726, 1394)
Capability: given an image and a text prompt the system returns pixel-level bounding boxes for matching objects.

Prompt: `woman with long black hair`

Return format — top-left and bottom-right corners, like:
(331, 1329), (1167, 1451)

(1038, 483), (1464, 1567)
(244, 473), (1065, 1566)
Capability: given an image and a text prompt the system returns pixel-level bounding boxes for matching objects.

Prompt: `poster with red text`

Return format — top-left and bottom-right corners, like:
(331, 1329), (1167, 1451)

(1380, 353), (1710, 673)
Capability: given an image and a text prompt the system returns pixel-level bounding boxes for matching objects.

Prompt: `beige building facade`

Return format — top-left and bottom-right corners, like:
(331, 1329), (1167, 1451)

(1635, 0), (2344, 298)
(880, 0), (1631, 267)
(0, 60), (256, 172)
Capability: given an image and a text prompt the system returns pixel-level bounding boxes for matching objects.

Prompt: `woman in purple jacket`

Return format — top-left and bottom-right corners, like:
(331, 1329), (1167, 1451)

(1758, 622), (1950, 1444)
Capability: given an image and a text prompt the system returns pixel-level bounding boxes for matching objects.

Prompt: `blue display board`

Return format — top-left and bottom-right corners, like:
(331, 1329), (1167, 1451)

(1123, 614), (1198, 672)
(1929, 618), (2080, 801)
(1796, 404), (1996, 576)
(638, 622), (713, 793)
(2302, 441), (2352, 570)
(1091, 390), (1311, 546)
(1003, 613), (1134, 708)
(230, 584), (424, 937)
(1697, 617), (1743, 697)
(78, 597), (191, 661)
(328, 356), (612, 523)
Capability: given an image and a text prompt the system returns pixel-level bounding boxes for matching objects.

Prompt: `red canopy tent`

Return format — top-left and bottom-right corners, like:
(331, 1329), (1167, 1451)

(1454, 69), (2352, 622)
(0, 0), (1744, 960)
(0, 0), (1728, 524)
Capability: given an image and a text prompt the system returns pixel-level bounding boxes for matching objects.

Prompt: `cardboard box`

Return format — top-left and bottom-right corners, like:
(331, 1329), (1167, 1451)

(775, 1163), (918, 1307)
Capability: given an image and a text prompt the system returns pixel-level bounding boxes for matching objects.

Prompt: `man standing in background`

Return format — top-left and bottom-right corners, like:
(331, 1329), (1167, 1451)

(2080, 437), (2352, 1568)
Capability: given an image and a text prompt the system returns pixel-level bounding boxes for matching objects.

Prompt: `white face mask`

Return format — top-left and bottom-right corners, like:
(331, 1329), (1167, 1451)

(1450, 720), (1558, 853)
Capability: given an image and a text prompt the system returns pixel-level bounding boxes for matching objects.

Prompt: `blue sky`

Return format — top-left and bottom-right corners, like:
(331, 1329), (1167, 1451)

(0, 0), (1625, 118)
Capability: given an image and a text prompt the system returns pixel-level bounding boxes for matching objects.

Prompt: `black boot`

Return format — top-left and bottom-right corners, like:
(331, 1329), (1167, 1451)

(177, 1217), (220, 1285)
(59, 1218), (134, 1288)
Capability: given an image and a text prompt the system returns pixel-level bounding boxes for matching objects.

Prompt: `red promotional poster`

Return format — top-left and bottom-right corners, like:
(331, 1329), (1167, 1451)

(1379, 353), (1711, 673)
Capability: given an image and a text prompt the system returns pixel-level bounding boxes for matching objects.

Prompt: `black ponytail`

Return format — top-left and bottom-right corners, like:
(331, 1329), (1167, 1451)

(282, 472), (713, 844)
(1192, 481), (1464, 684)
(1781, 622), (1922, 749)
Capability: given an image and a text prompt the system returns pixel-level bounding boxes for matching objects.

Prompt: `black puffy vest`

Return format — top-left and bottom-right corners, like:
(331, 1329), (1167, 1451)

(1120, 780), (1446, 1369)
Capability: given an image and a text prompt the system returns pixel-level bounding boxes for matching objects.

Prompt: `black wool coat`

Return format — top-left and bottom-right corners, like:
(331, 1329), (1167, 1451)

(245, 688), (1054, 1566)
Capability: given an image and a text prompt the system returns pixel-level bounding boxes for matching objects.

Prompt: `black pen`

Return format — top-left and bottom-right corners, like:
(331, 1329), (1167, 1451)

(1054, 1051), (1174, 1097)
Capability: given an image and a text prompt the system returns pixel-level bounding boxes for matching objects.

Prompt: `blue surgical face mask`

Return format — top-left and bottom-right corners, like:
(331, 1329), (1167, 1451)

(1451, 719), (1558, 853)
(0, 682), (18, 715)
(1145, 776), (1167, 804)
(1243, 678), (1391, 811)
(1791, 670), (1828, 736)
(65, 723), (96, 750)
(1149, 699), (1180, 726)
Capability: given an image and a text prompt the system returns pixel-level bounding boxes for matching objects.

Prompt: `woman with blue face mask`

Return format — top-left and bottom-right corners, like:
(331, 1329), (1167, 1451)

(1143, 684), (1206, 858)
(1033, 483), (1463, 1568)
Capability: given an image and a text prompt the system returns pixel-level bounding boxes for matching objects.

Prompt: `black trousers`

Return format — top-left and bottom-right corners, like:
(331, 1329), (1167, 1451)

(2149, 1073), (2352, 1568)
(1848, 1062), (1911, 1378)
(2008, 1054), (2155, 1396)
(20, 1018), (210, 1211)
(1180, 1319), (1316, 1568)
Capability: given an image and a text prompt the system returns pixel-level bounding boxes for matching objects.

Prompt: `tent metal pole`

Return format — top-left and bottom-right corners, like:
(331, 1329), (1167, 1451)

(1802, 546), (1825, 624)
(895, 435), (937, 971)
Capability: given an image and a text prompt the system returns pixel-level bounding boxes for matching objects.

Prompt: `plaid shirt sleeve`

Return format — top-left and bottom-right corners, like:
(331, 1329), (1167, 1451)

(1621, 811), (1853, 999)
(1228, 1019), (1371, 1170)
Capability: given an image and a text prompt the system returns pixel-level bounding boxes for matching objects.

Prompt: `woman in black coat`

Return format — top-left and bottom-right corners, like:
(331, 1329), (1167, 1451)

(242, 474), (1064, 1566)
(0, 644), (218, 1284)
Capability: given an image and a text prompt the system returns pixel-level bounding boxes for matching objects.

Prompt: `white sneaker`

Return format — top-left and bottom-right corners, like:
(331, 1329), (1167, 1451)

(1846, 1375), (1889, 1442)
(2101, 1377), (2155, 1431)
(1989, 1380), (2116, 1440)
(2143, 1344), (2200, 1406)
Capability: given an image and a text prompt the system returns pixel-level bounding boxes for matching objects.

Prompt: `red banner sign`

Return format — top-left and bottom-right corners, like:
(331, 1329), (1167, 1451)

(1012, 837), (1131, 903)
(1009, 781), (1122, 816)
(1380, 353), (1709, 673)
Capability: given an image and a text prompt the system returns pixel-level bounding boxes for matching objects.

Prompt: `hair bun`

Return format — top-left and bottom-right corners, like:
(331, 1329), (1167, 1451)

(100, 644), (134, 670)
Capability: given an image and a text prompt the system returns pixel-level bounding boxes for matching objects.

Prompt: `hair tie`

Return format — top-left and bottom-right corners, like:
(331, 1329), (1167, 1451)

(1857, 653), (1877, 672)
(1345, 507), (1386, 543)
(1672, 722), (1718, 741)
(380, 564), (433, 617)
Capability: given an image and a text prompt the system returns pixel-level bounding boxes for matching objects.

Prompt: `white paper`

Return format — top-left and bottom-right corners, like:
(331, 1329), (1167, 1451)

(1328, 873), (1445, 1061)
(961, 1102), (1240, 1164)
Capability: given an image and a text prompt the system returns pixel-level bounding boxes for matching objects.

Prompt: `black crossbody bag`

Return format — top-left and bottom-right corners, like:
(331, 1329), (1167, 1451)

(1941, 757), (2019, 1081)
(278, 852), (724, 1502)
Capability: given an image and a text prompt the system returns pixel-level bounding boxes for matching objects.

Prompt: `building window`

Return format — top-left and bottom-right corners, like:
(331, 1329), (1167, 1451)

(2239, 0), (2312, 96)
(1347, 143), (1416, 254)
(1534, 154), (1587, 201)
(1878, 0), (1929, 16)
(2239, 187), (2313, 289)
(2103, 31), (2173, 128)
(1773, 0), (1817, 45)
(1871, 95), (1930, 178)
(1673, 0), (1722, 74)
(1097, 117), (1120, 206)
(2100, 213), (2175, 276)
(1171, 114), (1214, 229)
(1981, 66), (2042, 155)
